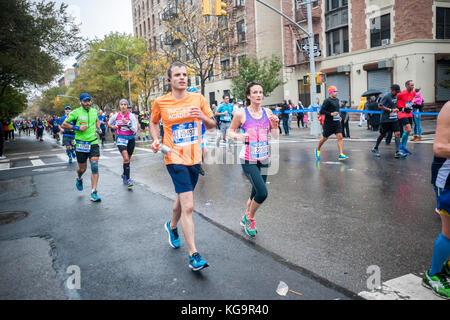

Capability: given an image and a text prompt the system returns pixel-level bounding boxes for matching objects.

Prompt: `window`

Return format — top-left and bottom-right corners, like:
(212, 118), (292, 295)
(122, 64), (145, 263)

(236, 0), (245, 6)
(370, 14), (390, 47)
(437, 7), (450, 39)
(186, 48), (190, 61)
(325, 0), (347, 13)
(325, 0), (348, 56)
(326, 27), (348, 56)
(237, 20), (246, 42)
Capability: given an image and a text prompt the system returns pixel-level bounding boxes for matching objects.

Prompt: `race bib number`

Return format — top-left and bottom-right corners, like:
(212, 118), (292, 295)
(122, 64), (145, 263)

(250, 140), (269, 160)
(223, 115), (231, 122)
(117, 137), (129, 146)
(389, 112), (398, 120)
(333, 115), (340, 121)
(76, 141), (91, 153)
(172, 122), (199, 146)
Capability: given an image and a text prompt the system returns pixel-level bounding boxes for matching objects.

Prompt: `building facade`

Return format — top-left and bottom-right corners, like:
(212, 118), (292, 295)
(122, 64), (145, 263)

(281, 0), (450, 110)
(132, 0), (450, 109)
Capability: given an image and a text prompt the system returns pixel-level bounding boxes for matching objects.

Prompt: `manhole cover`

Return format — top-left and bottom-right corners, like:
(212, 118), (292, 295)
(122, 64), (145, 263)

(0, 211), (29, 225)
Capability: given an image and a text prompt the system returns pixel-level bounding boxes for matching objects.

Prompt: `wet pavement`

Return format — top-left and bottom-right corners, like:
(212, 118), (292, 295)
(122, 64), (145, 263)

(0, 120), (442, 299)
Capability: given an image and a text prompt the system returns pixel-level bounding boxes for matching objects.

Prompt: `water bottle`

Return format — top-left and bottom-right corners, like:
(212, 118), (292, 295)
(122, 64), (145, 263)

(158, 143), (172, 154)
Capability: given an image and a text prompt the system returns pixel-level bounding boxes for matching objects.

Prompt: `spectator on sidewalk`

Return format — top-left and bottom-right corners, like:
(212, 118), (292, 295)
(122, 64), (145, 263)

(0, 120), (5, 159)
(412, 87), (424, 142)
(281, 100), (290, 135)
(367, 95), (381, 131)
(340, 100), (350, 138)
(358, 97), (367, 127)
(288, 99), (294, 130)
(296, 100), (305, 128)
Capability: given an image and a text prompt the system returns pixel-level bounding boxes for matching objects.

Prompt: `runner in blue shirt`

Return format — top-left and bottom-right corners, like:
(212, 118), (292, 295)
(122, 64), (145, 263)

(98, 110), (107, 147)
(60, 106), (77, 163)
(215, 95), (234, 148)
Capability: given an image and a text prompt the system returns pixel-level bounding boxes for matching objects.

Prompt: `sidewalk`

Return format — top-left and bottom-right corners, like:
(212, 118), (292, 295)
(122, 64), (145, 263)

(278, 119), (436, 140)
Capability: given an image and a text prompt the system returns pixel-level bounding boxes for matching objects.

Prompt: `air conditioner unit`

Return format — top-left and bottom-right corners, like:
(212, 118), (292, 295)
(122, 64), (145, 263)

(381, 38), (390, 46)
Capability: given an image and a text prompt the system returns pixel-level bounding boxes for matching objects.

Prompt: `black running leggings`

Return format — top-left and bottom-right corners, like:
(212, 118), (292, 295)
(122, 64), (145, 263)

(241, 160), (269, 204)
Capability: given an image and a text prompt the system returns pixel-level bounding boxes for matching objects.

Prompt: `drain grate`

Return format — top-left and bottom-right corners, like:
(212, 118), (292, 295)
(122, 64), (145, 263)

(0, 211), (29, 225)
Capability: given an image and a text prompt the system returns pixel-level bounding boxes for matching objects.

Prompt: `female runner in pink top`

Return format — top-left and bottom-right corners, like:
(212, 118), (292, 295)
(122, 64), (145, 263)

(228, 82), (279, 237)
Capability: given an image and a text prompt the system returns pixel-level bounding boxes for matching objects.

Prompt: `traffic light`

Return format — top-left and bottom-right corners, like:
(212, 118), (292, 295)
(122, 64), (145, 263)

(202, 0), (211, 15)
(316, 72), (326, 85)
(303, 73), (311, 86)
(215, 0), (227, 16)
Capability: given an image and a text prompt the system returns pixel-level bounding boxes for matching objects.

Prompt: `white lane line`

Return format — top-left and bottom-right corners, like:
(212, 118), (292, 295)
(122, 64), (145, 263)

(0, 162), (10, 170)
(29, 156), (39, 159)
(358, 273), (444, 300)
(31, 159), (45, 166)
(134, 147), (152, 153)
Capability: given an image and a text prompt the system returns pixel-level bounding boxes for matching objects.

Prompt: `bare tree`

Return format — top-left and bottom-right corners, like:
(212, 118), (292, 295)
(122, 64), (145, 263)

(160, 0), (234, 95)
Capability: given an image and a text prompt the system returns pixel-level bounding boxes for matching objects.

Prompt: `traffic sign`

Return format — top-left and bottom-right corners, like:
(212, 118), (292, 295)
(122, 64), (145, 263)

(307, 50), (321, 58)
(301, 43), (319, 51)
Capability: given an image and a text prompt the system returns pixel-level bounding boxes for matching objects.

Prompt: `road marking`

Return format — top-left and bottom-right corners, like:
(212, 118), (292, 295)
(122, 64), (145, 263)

(0, 162), (10, 170)
(134, 147), (152, 153)
(358, 273), (444, 300)
(31, 159), (45, 166)
(29, 156), (39, 159)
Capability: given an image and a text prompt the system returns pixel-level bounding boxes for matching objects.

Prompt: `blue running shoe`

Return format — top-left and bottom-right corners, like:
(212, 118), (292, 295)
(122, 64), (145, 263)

(338, 154), (349, 161)
(188, 252), (209, 271)
(121, 174), (127, 185)
(90, 190), (101, 202)
(76, 178), (83, 191)
(402, 147), (412, 155)
(315, 148), (320, 161)
(164, 221), (180, 248)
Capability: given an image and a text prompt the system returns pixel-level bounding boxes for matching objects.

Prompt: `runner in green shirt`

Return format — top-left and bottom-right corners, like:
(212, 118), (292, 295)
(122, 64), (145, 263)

(61, 93), (102, 202)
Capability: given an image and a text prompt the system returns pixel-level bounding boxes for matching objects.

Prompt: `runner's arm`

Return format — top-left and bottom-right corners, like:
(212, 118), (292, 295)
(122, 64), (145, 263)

(227, 110), (246, 141)
(265, 108), (280, 140)
(434, 101), (450, 158)
(130, 113), (138, 134)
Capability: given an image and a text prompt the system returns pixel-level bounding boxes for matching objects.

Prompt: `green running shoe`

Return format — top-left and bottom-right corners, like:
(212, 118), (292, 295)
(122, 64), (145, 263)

(422, 270), (450, 299)
(240, 213), (257, 237)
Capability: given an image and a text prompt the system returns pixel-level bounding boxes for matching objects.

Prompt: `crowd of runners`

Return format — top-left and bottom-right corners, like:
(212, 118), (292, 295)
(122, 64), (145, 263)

(2, 61), (448, 299)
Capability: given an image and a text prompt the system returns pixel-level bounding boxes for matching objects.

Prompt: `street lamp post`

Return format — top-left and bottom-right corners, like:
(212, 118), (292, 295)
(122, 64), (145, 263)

(99, 49), (133, 107)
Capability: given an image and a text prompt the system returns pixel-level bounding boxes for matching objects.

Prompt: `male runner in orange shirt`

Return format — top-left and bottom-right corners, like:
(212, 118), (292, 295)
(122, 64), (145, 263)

(150, 62), (216, 271)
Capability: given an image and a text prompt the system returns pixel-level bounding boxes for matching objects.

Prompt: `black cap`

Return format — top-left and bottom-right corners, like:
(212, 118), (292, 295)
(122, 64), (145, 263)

(391, 84), (401, 92)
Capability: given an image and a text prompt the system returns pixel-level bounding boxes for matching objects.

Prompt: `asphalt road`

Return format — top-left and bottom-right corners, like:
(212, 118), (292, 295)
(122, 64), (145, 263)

(0, 124), (443, 300)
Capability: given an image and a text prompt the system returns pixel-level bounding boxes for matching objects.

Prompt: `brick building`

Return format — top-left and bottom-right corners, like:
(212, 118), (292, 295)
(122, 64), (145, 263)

(282, 0), (450, 111)
(132, 0), (450, 109)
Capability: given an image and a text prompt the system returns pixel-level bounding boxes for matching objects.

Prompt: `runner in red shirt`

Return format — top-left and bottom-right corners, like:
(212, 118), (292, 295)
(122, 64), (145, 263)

(396, 80), (416, 155)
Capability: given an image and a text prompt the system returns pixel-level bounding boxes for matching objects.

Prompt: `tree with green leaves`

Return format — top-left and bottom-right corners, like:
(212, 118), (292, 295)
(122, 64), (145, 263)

(39, 86), (74, 115)
(231, 55), (284, 103)
(0, 0), (82, 118)
(69, 33), (146, 109)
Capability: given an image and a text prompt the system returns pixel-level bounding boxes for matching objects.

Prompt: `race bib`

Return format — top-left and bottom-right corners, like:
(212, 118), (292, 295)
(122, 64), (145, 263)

(250, 140), (269, 160)
(172, 122), (199, 146)
(76, 141), (91, 153)
(333, 115), (340, 121)
(223, 115), (231, 122)
(117, 137), (129, 146)
(389, 112), (398, 120)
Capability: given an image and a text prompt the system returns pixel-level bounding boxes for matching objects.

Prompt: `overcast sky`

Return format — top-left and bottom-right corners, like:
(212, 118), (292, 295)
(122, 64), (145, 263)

(49, 0), (134, 69)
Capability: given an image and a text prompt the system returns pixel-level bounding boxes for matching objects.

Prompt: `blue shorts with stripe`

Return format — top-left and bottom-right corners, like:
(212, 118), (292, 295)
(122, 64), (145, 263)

(434, 186), (450, 217)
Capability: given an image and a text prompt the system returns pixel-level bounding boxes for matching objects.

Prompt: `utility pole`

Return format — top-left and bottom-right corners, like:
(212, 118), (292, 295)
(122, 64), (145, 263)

(254, 0), (320, 136)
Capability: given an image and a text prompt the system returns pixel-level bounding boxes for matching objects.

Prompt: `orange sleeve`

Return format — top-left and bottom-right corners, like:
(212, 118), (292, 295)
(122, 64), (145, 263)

(151, 99), (161, 123)
(200, 95), (213, 119)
